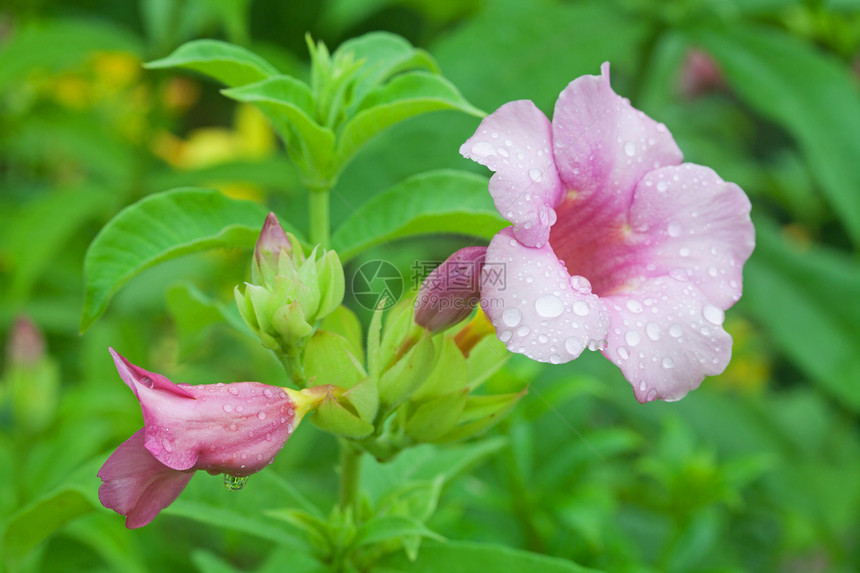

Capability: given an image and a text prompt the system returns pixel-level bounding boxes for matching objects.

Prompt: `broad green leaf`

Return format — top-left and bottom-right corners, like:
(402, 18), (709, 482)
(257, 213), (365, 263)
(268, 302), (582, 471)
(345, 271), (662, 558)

(81, 188), (272, 331)
(335, 71), (484, 168)
(145, 39), (279, 87)
(5, 187), (112, 300)
(375, 540), (600, 572)
(62, 514), (149, 573)
(146, 157), (300, 195)
(0, 19), (143, 90)
(743, 218), (860, 411)
(191, 550), (243, 573)
(353, 514), (445, 548)
(692, 23), (860, 246)
(331, 170), (505, 262)
(164, 500), (301, 545)
(3, 486), (97, 561)
(334, 32), (439, 111)
(165, 281), (247, 358)
(223, 77), (336, 182)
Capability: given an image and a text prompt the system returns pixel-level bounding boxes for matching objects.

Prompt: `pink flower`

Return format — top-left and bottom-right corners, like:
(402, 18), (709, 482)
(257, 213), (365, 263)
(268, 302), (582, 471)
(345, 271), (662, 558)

(461, 63), (754, 403)
(98, 349), (298, 527)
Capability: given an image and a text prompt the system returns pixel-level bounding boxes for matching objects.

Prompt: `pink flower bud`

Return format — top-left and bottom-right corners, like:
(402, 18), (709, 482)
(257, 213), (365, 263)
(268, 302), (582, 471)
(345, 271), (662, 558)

(414, 247), (487, 333)
(98, 349), (298, 528)
(6, 316), (44, 367)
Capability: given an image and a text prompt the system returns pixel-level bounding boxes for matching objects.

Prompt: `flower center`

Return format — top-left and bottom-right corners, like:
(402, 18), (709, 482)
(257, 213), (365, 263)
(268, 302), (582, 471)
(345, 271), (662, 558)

(548, 194), (639, 297)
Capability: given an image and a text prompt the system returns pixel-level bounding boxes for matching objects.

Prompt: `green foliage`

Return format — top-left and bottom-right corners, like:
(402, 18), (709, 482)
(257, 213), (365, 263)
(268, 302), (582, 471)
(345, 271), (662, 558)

(3, 0), (860, 572)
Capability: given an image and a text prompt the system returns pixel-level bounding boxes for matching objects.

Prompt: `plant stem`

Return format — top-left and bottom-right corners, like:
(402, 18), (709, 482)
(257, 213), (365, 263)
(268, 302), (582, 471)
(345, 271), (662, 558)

(309, 188), (330, 249)
(338, 439), (362, 512)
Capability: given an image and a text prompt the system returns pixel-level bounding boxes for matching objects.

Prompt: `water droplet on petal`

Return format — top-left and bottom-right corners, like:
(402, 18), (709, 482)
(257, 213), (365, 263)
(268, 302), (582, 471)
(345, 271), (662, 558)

(617, 346), (630, 360)
(667, 222), (682, 237)
(625, 330), (641, 347)
(702, 305), (724, 325)
(669, 323), (683, 337)
(228, 386), (240, 396)
(565, 336), (584, 355)
(535, 294), (564, 318)
(502, 308), (522, 327)
(223, 474), (249, 491)
(645, 322), (660, 341)
(624, 141), (636, 157)
(223, 404), (233, 413)
(499, 330), (513, 343)
(517, 325), (530, 336)
(471, 141), (495, 157)
(573, 300), (591, 316)
(528, 168), (543, 182)
(662, 356), (675, 369)
(549, 354), (562, 364)
(626, 299), (643, 313)
(257, 411), (266, 420)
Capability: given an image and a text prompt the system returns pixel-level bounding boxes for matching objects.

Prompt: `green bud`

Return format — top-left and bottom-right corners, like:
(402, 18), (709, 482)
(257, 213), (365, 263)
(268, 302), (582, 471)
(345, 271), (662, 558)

(236, 213), (345, 356)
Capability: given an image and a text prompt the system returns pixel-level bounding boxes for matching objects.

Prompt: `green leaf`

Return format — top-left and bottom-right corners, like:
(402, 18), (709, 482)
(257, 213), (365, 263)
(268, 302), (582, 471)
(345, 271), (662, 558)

(353, 514), (445, 548)
(0, 19), (143, 90)
(436, 390), (526, 443)
(335, 71), (483, 168)
(145, 39), (279, 87)
(165, 281), (247, 358)
(375, 540), (600, 573)
(81, 188), (272, 331)
(743, 218), (860, 411)
(333, 32), (439, 111)
(331, 170), (505, 262)
(692, 23), (860, 246)
(223, 77), (336, 182)
(164, 500), (301, 546)
(5, 187), (113, 300)
(3, 486), (97, 561)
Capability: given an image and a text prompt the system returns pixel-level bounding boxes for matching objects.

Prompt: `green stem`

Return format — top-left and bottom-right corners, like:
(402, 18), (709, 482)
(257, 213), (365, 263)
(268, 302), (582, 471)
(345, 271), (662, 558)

(338, 439), (362, 512)
(309, 188), (331, 249)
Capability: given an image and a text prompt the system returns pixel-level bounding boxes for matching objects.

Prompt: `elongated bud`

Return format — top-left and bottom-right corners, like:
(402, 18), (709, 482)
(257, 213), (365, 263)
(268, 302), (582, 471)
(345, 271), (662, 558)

(414, 247), (486, 333)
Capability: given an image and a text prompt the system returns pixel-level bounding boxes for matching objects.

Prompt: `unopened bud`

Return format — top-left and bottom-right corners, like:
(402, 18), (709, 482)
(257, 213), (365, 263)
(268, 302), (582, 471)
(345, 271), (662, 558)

(414, 247), (486, 333)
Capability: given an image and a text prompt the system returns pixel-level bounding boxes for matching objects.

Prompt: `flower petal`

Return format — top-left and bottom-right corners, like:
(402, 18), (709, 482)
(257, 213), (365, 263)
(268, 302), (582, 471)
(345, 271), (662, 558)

(97, 429), (193, 528)
(481, 227), (610, 363)
(109, 348), (195, 399)
(460, 100), (564, 248)
(551, 62), (682, 216)
(628, 164), (755, 308)
(602, 278), (733, 403)
(143, 382), (296, 476)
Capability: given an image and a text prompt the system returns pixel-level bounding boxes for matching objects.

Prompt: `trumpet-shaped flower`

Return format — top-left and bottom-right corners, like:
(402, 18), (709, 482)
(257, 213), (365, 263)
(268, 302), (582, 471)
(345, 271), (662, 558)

(98, 349), (300, 527)
(461, 63), (754, 402)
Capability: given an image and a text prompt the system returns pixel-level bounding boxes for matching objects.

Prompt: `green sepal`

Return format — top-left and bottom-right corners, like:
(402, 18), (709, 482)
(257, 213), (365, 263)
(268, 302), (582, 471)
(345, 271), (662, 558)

(405, 389), (469, 443)
(378, 333), (436, 410)
(311, 392), (374, 439)
(303, 330), (366, 389)
(341, 377), (379, 424)
(464, 333), (509, 389)
(410, 335), (468, 401)
(378, 297), (418, 368)
(320, 305), (364, 364)
(434, 390), (526, 443)
(315, 250), (346, 319)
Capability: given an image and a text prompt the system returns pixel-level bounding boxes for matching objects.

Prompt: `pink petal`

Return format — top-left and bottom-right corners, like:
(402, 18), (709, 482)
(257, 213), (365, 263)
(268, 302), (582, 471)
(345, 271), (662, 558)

(109, 348), (195, 399)
(460, 100), (564, 248)
(481, 227), (610, 363)
(601, 278), (733, 403)
(628, 164), (755, 308)
(98, 429), (194, 528)
(551, 62), (682, 219)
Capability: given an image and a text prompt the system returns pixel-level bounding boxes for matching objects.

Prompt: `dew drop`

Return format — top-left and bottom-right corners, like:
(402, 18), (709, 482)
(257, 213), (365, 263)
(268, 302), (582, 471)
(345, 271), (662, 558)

(617, 346), (630, 360)
(657, 181), (668, 192)
(162, 438), (173, 453)
(257, 411), (266, 420)
(624, 141), (636, 157)
(502, 307), (522, 327)
(471, 141), (495, 157)
(499, 330), (513, 343)
(535, 294), (564, 318)
(669, 323), (683, 337)
(517, 325), (530, 336)
(573, 300), (591, 316)
(679, 247), (691, 257)
(702, 305), (724, 325)
(625, 330), (641, 347)
(667, 222), (682, 237)
(645, 322), (661, 341)
(549, 354), (562, 364)
(662, 356), (675, 369)
(223, 404), (233, 413)
(565, 336), (584, 355)
(528, 168), (543, 182)
(228, 386), (240, 396)
(626, 299), (643, 314)
(223, 474), (248, 491)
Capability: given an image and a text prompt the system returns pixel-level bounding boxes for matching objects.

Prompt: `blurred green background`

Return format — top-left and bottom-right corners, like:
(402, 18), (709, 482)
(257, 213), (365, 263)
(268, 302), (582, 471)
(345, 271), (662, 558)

(2, 0), (860, 572)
